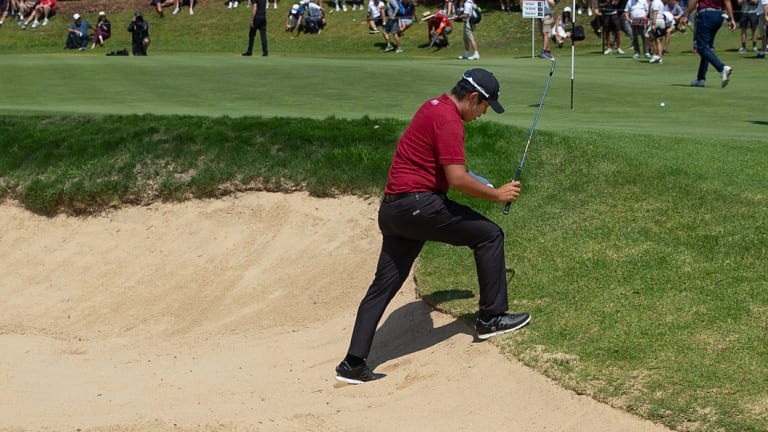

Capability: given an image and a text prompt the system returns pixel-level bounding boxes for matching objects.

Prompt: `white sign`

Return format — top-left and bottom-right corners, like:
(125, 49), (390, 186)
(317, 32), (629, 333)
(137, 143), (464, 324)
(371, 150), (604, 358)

(522, 0), (545, 18)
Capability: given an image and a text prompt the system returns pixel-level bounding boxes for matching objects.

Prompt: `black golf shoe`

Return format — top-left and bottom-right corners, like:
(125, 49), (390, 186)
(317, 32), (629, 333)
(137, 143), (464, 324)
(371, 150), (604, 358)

(335, 360), (382, 384)
(476, 312), (531, 340)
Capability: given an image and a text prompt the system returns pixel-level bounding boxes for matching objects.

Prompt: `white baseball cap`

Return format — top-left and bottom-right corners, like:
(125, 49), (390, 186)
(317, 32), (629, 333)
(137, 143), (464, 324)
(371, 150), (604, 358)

(73, 13), (81, 20)
(99, 11), (106, 16)
(563, 6), (572, 12)
(291, 3), (299, 12)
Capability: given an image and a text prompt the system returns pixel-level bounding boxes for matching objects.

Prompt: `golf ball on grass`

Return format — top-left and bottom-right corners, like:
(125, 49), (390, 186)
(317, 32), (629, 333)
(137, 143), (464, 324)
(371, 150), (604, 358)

(660, 102), (666, 107)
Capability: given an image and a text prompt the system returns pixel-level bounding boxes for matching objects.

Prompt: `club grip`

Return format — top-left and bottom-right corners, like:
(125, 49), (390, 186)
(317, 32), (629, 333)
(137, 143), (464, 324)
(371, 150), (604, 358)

(502, 164), (524, 215)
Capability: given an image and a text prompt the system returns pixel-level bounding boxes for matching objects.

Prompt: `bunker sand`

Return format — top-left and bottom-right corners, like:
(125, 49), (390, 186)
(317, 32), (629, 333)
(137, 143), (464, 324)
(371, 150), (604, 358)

(0, 192), (671, 432)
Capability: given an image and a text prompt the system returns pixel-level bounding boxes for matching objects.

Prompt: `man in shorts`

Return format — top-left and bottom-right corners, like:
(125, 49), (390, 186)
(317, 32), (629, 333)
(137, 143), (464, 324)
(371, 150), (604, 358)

(457, 0), (480, 59)
(382, 0), (403, 52)
(538, 0), (556, 58)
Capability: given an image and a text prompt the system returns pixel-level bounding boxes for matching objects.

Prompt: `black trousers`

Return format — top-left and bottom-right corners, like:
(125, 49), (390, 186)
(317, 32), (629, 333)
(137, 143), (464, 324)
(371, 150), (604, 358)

(247, 14), (268, 56)
(347, 192), (510, 359)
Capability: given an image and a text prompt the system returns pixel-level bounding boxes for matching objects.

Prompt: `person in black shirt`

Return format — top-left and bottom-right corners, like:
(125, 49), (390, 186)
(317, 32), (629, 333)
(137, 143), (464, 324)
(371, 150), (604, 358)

(243, 0), (268, 56)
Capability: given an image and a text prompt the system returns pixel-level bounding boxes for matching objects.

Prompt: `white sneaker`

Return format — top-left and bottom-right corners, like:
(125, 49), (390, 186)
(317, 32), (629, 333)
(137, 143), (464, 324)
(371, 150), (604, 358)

(228, 2), (233, 8)
(42, 18), (48, 26)
(603, 48), (612, 55)
(189, 8), (194, 14)
(721, 65), (732, 88)
(617, 47), (624, 54)
(650, 54), (660, 63)
(31, 20), (39, 28)
(343, 4), (347, 10)
(587, 7), (593, 16)
(577, 7), (583, 14)
(738, 47), (746, 53)
(336, 5), (340, 10)
(234, 1), (239, 7)
(172, 7), (180, 14)
(469, 53), (479, 60)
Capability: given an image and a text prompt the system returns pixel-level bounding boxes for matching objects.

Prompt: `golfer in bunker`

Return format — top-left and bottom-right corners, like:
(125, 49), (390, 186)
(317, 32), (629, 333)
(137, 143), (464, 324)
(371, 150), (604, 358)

(336, 68), (531, 384)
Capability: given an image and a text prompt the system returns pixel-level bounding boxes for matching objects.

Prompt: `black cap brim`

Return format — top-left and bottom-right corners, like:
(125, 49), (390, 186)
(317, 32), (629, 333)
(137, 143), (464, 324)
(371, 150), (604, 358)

(489, 99), (504, 114)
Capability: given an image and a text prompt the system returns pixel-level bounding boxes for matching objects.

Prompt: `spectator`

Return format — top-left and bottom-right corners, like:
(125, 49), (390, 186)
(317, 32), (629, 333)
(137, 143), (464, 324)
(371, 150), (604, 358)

(536, 0), (556, 58)
(243, 0), (268, 56)
(499, 0), (511, 13)
(553, 6), (573, 48)
(151, 0), (175, 16)
(666, 0), (687, 31)
(737, 0), (759, 52)
(382, 0), (403, 52)
(660, 10), (676, 53)
(685, 0), (735, 87)
(90, 11), (111, 49)
(303, 0), (326, 33)
(21, 0), (56, 29)
(128, 11), (151, 56)
(597, 0), (625, 54)
(427, 9), (453, 47)
(577, 0), (594, 15)
(625, 0), (650, 58)
(444, 0), (456, 17)
(334, 0), (347, 11)
(65, 13), (91, 50)
(227, 0), (241, 7)
(172, 0), (195, 15)
(756, 0), (766, 57)
(398, 0), (416, 33)
(285, 2), (304, 32)
(457, 0), (480, 59)
(15, 0), (35, 24)
(0, 0), (11, 26)
(617, 0), (633, 39)
(367, 0), (384, 33)
(649, 0), (665, 62)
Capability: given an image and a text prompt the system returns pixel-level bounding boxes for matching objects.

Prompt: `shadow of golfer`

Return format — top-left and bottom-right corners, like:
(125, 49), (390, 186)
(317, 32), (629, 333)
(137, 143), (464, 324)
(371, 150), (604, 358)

(366, 289), (476, 369)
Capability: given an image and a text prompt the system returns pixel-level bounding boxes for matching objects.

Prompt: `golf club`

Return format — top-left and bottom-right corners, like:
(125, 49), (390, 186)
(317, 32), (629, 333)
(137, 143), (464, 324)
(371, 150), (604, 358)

(503, 57), (556, 215)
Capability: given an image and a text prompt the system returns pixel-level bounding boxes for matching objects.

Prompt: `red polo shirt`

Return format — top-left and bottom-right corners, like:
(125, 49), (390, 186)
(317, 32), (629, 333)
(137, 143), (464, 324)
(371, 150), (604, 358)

(384, 93), (465, 195)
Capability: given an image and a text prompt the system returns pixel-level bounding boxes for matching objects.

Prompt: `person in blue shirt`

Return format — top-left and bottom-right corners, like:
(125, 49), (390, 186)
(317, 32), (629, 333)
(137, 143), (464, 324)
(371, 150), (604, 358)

(285, 3), (304, 33)
(65, 13), (91, 51)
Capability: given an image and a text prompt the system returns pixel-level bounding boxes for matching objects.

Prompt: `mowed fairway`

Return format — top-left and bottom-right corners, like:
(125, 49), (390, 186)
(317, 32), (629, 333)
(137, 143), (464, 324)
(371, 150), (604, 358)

(0, 52), (766, 141)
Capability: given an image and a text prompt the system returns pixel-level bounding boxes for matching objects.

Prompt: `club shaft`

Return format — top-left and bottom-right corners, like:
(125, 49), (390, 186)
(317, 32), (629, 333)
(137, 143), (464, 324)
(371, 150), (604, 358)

(503, 61), (555, 215)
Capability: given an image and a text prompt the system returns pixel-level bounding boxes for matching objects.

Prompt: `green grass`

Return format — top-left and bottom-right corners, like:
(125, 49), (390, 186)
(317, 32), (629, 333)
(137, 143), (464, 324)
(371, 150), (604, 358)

(1, 3), (767, 431)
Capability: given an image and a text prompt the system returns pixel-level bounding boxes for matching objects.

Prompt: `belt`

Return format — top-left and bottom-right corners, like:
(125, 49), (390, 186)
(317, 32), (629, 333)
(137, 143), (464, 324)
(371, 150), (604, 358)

(383, 192), (420, 202)
(699, 8), (721, 12)
(383, 191), (447, 202)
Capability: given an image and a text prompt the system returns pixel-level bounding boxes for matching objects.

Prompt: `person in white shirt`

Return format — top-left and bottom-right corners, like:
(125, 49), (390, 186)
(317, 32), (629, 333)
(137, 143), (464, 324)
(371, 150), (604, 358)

(757, 0), (768, 57)
(648, 0), (665, 62)
(457, 0), (480, 59)
(625, 0), (650, 58)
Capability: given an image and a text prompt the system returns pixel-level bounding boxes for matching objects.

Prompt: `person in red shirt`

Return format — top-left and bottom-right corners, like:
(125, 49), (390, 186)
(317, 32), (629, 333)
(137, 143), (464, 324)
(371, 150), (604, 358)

(427, 9), (452, 47)
(21, 0), (56, 28)
(336, 68), (531, 385)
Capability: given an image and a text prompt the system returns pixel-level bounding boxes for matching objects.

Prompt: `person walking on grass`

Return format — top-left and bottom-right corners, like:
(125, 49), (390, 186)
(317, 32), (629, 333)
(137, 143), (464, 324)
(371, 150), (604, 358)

(686, 0), (735, 87)
(243, 0), (268, 56)
(335, 68), (531, 385)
